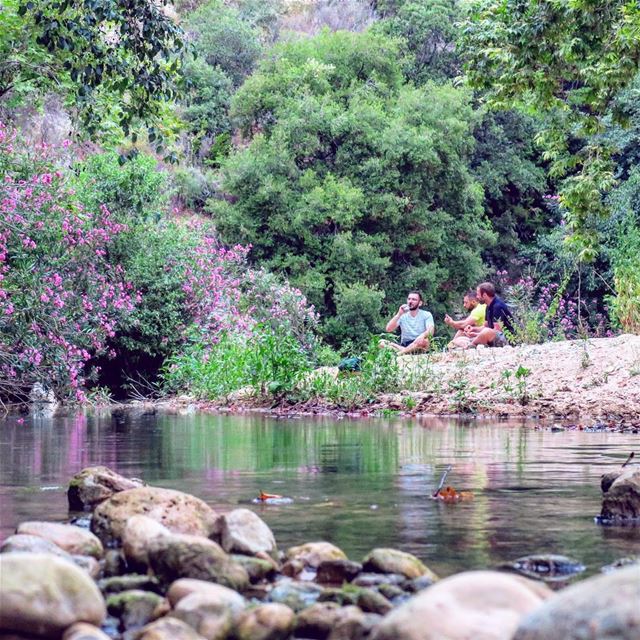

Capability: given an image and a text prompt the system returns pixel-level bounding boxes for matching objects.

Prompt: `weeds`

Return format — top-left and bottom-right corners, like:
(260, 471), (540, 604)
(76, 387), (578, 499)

(501, 365), (532, 405)
(448, 360), (477, 413)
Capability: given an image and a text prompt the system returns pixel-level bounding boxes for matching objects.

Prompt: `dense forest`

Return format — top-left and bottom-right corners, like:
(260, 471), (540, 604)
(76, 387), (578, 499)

(1, 0), (639, 406)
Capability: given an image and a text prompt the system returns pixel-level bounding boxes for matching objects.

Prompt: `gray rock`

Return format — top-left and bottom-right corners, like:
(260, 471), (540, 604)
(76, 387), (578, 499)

(219, 509), (277, 558)
(68, 466), (145, 511)
(269, 580), (325, 612)
(285, 542), (347, 568)
(122, 515), (172, 570)
(16, 521), (103, 558)
(235, 603), (295, 640)
(170, 593), (234, 640)
(29, 382), (58, 417)
(63, 622), (112, 640)
(327, 606), (377, 640)
(106, 590), (165, 631)
(91, 487), (219, 546)
(352, 573), (406, 588)
(231, 554), (277, 583)
(354, 589), (392, 615)
(98, 575), (162, 596)
(316, 560), (362, 584)
(512, 565), (640, 640)
(102, 549), (127, 577)
(0, 553), (106, 637)
(361, 548), (437, 581)
(295, 602), (342, 639)
(134, 617), (207, 640)
(167, 580), (246, 616)
(1, 533), (70, 558)
(147, 534), (249, 591)
(71, 554), (101, 578)
(600, 466), (640, 521)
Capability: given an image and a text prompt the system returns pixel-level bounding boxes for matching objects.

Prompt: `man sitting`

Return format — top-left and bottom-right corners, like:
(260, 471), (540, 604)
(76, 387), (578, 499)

(444, 290), (486, 348)
(379, 291), (434, 355)
(466, 282), (515, 348)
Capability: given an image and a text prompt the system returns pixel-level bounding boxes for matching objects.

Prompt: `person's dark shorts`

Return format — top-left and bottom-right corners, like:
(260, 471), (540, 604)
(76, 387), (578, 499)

(400, 339), (414, 347)
(489, 331), (508, 348)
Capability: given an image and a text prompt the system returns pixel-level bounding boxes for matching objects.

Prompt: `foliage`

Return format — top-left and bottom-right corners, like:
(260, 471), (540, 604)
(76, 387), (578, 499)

(3, 0), (185, 140)
(501, 365), (531, 405)
(0, 123), (136, 402)
(461, 0), (640, 257)
(213, 29), (494, 344)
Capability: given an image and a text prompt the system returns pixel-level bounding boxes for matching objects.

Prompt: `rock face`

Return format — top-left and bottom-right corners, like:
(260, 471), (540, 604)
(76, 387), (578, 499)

(371, 570), (551, 640)
(362, 548), (437, 581)
(235, 603), (295, 640)
(600, 466), (640, 521)
(91, 487), (219, 546)
(512, 565), (640, 640)
(285, 542), (347, 568)
(219, 508), (277, 557)
(16, 521), (103, 558)
(146, 534), (249, 591)
(68, 466), (145, 510)
(0, 553), (106, 637)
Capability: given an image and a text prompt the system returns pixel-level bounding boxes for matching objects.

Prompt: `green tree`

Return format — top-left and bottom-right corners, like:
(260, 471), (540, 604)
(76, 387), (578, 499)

(212, 29), (493, 345)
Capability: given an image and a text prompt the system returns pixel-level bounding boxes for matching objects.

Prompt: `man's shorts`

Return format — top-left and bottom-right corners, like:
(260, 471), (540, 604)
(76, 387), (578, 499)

(489, 331), (508, 348)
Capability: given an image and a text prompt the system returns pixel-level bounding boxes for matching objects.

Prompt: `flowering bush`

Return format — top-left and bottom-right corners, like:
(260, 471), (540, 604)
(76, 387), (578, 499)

(0, 123), (136, 402)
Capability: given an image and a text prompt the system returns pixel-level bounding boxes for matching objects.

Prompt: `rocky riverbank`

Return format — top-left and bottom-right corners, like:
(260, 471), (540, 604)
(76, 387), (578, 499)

(1, 465), (639, 640)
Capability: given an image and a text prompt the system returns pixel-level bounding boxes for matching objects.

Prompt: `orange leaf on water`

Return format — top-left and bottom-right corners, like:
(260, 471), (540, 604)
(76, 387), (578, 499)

(259, 491), (283, 501)
(433, 486), (473, 502)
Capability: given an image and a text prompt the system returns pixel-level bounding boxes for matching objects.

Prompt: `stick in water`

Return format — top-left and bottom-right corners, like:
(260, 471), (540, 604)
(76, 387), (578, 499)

(433, 464), (452, 497)
(622, 452), (635, 467)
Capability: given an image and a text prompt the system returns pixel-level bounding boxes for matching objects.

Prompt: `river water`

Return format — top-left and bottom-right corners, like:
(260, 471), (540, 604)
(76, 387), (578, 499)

(1, 412), (638, 579)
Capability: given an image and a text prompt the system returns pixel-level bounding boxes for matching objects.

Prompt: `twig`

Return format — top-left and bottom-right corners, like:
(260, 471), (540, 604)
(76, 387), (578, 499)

(622, 452), (635, 467)
(432, 464), (452, 498)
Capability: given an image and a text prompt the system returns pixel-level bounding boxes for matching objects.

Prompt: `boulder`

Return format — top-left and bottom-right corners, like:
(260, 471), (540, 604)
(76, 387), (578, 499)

(285, 542), (347, 568)
(170, 593), (235, 640)
(295, 602), (342, 639)
(102, 550), (127, 577)
(352, 573), (406, 588)
(67, 466), (145, 511)
(316, 559), (362, 584)
(16, 522), (103, 559)
(269, 580), (324, 612)
(370, 570), (551, 640)
(106, 590), (165, 631)
(0, 534), (70, 558)
(98, 575), (162, 596)
(231, 554), (277, 583)
(147, 534), (249, 591)
(71, 555), (100, 579)
(600, 466), (640, 521)
(327, 606), (378, 640)
(167, 580), (246, 616)
(218, 509), (277, 558)
(354, 589), (392, 615)
(62, 622), (111, 640)
(90, 487), (218, 546)
(362, 548), (437, 581)
(512, 565), (640, 640)
(122, 515), (172, 570)
(134, 617), (207, 640)
(235, 603), (295, 640)
(0, 553), (106, 637)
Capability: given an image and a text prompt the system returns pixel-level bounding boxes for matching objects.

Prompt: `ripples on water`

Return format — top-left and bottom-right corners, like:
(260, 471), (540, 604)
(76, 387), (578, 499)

(1, 412), (638, 578)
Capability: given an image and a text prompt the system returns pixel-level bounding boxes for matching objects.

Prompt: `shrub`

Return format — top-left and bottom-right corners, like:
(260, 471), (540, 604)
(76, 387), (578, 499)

(608, 220), (640, 333)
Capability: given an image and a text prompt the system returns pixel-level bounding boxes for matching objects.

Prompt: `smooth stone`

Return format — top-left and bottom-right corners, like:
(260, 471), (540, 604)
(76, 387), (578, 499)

(285, 542), (347, 568)
(106, 590), (164, 631)
(98, 575), (162, 596)
(167, 580), (246, 616)
(316, 560), (362, 584)
(295, 602), (342, 639)
(352, 573), (406, 588)
(102, 549), (127, 577)
(71, 554), (101, 579)
(362, 548), (437, 581)
(600, 466), (640, 521)
(170, 593), (234, 640)
(0, 553), (106, 637)
(62, 622), (111, 640)
(16, 522), (103, 559)
(231, 554), (277, 583)
(147, 534), (249, 591)
(0, 534), (69, 558)
(327, 606), (378, 640)
(512, 565), (640, 640)
(404, 574), (436, 592)
(371, 571), (551, 640)
(280, 559), (304, 578)
(269, 580), (324, 612)
(354, 589), (392, 615)
(67, 466), (145, 511)
(91, 487), (219, 546)
(122, 515), (172, 570)
(219, 509), (277, 557)
(134, 617), (207, 640)
(235, 603), (295, 640)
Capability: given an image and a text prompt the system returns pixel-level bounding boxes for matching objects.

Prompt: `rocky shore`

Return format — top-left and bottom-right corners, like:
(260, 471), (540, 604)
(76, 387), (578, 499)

(1, 465), (639, 640)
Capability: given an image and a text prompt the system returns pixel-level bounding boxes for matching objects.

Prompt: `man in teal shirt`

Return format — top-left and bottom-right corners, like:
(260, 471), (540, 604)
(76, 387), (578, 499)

(380, 291), (434, 354)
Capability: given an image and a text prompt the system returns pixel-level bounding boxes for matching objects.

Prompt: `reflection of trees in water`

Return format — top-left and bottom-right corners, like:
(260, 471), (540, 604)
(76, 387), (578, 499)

(319, 442), (362, 473)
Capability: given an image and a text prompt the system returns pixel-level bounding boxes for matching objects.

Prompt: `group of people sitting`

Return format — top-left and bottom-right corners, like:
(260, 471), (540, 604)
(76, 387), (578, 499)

(379, 282), (514, 355)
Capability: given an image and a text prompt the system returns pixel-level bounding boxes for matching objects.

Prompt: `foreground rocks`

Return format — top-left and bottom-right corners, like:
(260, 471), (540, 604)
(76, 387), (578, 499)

(2, 465), (637, 640)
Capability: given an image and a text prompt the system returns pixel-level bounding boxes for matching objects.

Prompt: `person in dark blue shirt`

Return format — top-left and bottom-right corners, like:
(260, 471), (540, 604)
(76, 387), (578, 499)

(465, 282), (515, 347)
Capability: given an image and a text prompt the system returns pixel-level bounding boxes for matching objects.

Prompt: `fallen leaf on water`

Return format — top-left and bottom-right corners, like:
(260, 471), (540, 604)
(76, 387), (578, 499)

(433, 486), (474, 502)
(259, 491), (283, 501)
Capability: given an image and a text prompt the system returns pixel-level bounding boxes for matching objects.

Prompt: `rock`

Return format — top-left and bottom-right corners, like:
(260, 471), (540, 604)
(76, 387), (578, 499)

(352, 573), (406, 588)
(295, 602), (342, 639)
(370, 570), (551, 640)
(316, 560), (362, 584)
(98, 575), (162, 596)
(0, 534), (70, 558)
(231, 555), (277, 583)
(497, 554), (585, 582)
(28, 382), (58, 417)
(362, 548), (437, 581)
(601, 555), (640, 573)
(102, 549), (127, 577)
(235, 603), (295, 640)
(512, 565), (640, 640)
(599, 466), (640, 521)
(404, 574), (436, 592)
(71, 555), (101, 579)
(68, 466), (145, 511)
(147, 534), (249, 591)
(106, 590), (165, 631)
(327, 606), (378, 640)
(280, 559), (303, 578)
(122, 515), (172, 570)
(134, 617), (207, 640)
(170, 593), (234, 640)
(354, 589), (392, 615)
(285, 542), (347, 568)
(16, 522), (103, 559)
(91, 487), (218, 546)
(269, 580), (324, 612)
(377, 583), (406, 602)
(0, 553), (106, 637)
(167, 580), (246, 616)
(218, 509), (277, 558)
(62, 622), (112, 640)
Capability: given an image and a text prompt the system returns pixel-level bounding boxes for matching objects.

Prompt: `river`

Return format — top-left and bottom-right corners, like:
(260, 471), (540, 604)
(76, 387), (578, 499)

(1, 411), (638, 579)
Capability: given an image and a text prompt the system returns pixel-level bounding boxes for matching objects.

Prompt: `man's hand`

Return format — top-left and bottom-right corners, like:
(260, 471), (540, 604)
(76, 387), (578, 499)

(444, 314), (453, 326)
(398, 305), (408, 316)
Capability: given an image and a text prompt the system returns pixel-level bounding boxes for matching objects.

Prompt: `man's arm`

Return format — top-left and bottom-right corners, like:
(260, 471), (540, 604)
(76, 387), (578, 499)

(386, 306), (406, 333)
(444, 314), (477, 330)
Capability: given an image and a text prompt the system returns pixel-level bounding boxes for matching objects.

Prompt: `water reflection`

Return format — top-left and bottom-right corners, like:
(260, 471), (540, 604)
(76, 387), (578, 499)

(0, 412), (638, 579)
